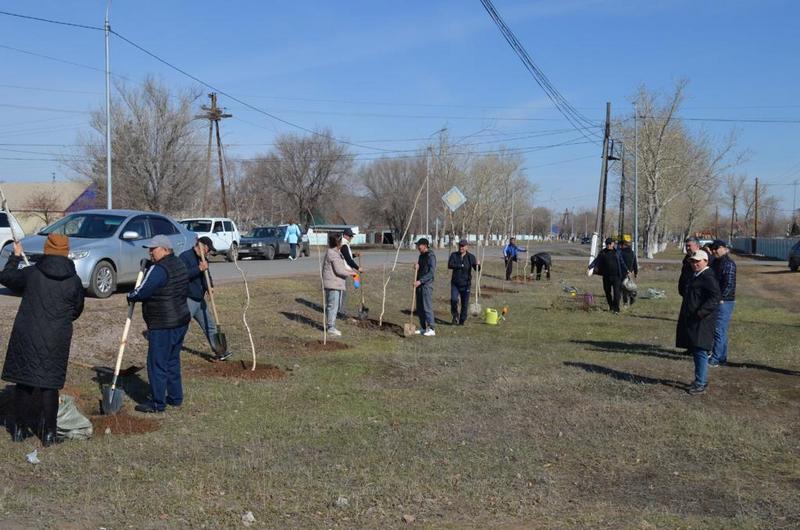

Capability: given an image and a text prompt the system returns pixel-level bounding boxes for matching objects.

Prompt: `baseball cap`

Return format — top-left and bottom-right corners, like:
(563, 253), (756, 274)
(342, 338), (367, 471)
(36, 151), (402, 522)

(458, 239), (469, 246)
(342, 227), (355, 237)
(689, 250), (709, 261)
(143, 234), (173, 250)
(604, 237), (614, 245)
(197, 236), (216, 252)
(416, 237), (429, 247)
(710, 239), (728, 249)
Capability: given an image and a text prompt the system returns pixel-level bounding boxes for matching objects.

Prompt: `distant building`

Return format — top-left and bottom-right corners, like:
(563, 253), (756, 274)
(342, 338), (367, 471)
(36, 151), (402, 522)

(2, 181), (98, 234)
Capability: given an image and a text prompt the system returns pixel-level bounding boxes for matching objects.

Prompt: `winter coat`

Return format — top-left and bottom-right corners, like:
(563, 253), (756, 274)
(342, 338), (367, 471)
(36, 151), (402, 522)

(620, 248), (637, 275)
(180, 248), (212, 301)
(592, 248), (628, 279)
(0, 254), (84, 389)
(448, 251), (478, 287)
(675, 267), (721, 351)
(417, 251), (436, 285)
(322, 248), (352, 290)
(531, 252), (552, 267)
(284, 224), (302, 244)
(679, 252), (715, 296)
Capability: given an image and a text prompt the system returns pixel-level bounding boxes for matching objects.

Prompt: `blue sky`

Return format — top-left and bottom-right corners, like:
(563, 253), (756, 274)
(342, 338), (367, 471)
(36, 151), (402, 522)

(1, 0), (798, 215)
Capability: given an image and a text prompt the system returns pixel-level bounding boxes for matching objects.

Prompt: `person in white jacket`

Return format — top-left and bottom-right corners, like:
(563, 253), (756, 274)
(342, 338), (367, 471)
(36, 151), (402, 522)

(322, 233), (356, 336)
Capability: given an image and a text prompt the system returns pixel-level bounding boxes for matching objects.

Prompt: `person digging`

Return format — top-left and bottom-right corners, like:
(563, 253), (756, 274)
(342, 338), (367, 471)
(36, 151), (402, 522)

(128, 235), (191, 414)
(179, 236), (232, 361)
(0, 234), (84, 446)
(447, 239), (479, 325)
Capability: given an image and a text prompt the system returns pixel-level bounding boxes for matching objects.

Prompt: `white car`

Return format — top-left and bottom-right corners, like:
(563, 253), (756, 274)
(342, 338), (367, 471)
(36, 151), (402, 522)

(179, 217), (241, 261)
(0, 211), (26, 251)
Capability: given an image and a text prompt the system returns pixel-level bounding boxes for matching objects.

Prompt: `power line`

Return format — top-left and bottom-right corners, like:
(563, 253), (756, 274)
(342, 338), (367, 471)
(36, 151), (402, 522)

(0, 9), (103, 31)
(639, 115), (800, 124)
(0, 103), (91, 114)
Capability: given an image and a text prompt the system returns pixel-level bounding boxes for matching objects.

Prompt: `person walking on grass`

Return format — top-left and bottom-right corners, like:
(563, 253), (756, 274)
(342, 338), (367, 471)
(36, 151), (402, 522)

(414, 237), (437, 336)
(709, 239), (736, 367)
(338, 227), (363, 319)
(179, 236), (232, 362)
(322, 232), (356, 337)
(618, 239), (638, 307)
(590, 238), (628, 313)
(0, 234), (84, 446)
(128, 235), (191, 413)
(284, 220), (302, 261)
(503, 237), (526, 281)
(676, 250), (721, 395)
(448, 239), (480, 325)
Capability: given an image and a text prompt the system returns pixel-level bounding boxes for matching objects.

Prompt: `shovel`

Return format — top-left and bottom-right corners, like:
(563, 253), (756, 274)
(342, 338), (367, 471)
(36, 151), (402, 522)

(403, 273), (418, 337)
(101, 262), (146, 415)
(200, 246), (228, 355)
(357, 256), (369, 320)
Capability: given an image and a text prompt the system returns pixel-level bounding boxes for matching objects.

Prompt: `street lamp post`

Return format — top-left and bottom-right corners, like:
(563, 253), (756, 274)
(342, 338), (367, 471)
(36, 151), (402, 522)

(104, 1), (113, 209)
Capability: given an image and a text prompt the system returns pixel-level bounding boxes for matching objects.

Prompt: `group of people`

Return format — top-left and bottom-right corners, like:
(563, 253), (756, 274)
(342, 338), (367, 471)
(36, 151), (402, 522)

(1, 232), (234, 444)
(590, 237), (638, 313)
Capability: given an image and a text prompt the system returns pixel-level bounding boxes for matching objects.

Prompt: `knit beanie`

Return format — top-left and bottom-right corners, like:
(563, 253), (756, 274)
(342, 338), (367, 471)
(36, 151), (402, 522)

(44, 233), (70, 257)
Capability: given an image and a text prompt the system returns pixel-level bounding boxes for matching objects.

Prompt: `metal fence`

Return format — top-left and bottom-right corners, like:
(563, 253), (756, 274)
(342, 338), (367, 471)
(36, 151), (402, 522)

(731, 237), (799, 260)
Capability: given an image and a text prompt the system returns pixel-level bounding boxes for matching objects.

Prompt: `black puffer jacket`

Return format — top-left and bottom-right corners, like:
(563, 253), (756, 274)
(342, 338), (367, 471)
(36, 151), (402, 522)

(675, 267), (721, 351)
(0, 254), (84, 389)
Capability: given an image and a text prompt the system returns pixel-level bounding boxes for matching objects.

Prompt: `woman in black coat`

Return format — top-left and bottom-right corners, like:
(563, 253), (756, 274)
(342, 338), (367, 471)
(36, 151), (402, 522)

(1, 234), (84, 445)
(675, 250), (720, 395)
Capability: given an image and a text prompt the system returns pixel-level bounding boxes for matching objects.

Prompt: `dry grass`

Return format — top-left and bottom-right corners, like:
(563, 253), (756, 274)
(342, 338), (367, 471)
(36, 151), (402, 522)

(0, 253), (797, 528)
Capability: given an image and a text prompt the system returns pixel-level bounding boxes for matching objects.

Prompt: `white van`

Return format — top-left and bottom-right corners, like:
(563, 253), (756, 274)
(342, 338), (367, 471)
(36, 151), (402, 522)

(0, 211), (26, 251)
(178, 217), (241, 261)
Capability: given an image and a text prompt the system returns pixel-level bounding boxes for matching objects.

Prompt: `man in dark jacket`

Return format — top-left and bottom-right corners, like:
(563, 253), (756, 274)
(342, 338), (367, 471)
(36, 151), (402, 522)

(447, 239), (480, 325)
(618, 240), (638, 306)
(128, 235), (191, 413)
(675, 250), (721, 395)
(179, 236), (231, 362)
(709, 239), (736, 367)
(503, 237), (526, 281)
(0, 234), (84, 446)
(338, 227), (362, 319)
(414, 238), (436, 336)
(590, 238), (628, 313)
(530, 252), (551, 281)
(678, 237), (715, 296)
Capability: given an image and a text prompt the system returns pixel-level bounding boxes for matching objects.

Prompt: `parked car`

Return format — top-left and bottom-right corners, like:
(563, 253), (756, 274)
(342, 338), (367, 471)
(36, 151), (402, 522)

(179, 217), (240, 261)
(580, 236), (592, 245)
(238, 225), (310, 260)
(789, 240), (800, 272)
(0, 211), (26, 250)
(0, 209), (194, 298)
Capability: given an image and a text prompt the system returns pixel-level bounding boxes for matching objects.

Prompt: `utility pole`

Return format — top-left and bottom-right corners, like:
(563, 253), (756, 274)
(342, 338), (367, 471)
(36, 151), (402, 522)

(591, 102), (612, 262)
(104, 1), (113, 209)
(730, 192), (737, 240)
(633, 102), (639, 259)
(754, 177), (759, 238)
(618, 143), (626, 239)
(426, 147), (431, 237)
(196, 93), (232, 216)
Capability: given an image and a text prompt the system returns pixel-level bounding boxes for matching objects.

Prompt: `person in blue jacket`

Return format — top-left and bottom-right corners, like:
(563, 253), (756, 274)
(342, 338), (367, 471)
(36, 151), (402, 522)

(503, 237), (526, 281)
(284, 220), (302, 260)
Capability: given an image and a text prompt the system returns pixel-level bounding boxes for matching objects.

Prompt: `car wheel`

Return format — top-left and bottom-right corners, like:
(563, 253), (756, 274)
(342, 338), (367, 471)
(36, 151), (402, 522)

(226, 243), (238, 262)
(264, 245), (276, 260)
(88, 260), (116, 298)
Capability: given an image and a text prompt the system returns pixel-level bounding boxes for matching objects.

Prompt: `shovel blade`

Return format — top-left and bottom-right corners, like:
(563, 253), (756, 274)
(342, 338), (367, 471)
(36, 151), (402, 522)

(100, 385), (125, 415)
(212, 331), (228, 355)
(357, 306), (369, 321)
(403, 323), (417, 337)
(469, 303), (482, 317)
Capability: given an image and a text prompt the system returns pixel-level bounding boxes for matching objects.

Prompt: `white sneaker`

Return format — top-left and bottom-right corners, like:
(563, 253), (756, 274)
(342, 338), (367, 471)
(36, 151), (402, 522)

(414, 329), (423, 335)
(288, 256), (295, 261)
(423, 328), (436, 337)
(328, 328), (342, 337)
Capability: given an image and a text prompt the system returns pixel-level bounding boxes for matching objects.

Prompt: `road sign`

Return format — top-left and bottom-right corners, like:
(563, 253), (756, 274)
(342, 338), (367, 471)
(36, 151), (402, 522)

(442, 186), (467, 212)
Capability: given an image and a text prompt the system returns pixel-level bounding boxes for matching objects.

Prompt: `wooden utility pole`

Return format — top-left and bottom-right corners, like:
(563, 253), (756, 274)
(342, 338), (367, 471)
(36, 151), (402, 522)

(617, 143), (626, 239)
(754, 177), (759, 238)
(730, 192), (737, 240)
(196, 93), (232, 216)
(591, 102), (612, 263)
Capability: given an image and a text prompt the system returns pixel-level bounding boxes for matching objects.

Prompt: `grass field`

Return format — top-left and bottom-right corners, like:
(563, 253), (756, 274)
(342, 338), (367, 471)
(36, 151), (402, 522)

(0, 252), (798, 529)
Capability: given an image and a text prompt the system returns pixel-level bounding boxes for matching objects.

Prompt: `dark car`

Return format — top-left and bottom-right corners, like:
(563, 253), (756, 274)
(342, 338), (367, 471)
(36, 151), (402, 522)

(238, 225), (310, 260)
(580, 236), (592, 245)
(789, 240), (800, 272)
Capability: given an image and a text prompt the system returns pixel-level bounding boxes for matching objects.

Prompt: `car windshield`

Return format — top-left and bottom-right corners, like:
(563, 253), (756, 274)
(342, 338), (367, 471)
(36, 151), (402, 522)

(180, 220), (212, 232)
(39, 213), (126, 239)
(248, 227), (281, 238)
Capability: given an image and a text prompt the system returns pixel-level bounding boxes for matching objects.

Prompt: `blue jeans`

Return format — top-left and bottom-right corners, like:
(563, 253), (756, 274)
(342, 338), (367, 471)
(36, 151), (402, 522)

(187, 298), (220, 353)
(692, 347), (709, 387)
(146, 325), (189, 410)
(324, 288), (342, 330)
(289, 243), (297, 259)
(711, 301), (735, 364)
(450, 284), (469, 324)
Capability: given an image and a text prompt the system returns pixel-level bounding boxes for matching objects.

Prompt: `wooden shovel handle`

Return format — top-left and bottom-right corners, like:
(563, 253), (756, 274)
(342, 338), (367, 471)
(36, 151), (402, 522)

(110, 266), (145, 391)
(408, 272), (417, 325)
(199, 247), (221, 324)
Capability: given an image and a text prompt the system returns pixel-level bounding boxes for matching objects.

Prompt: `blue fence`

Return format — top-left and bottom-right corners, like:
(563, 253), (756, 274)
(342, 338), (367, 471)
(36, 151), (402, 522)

(731, 237), (798, 260)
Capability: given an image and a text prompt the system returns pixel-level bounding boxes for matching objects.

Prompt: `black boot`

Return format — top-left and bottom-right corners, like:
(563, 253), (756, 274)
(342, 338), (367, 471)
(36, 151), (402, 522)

(41, 430), (63, 447)
(10, 423), (28, 442)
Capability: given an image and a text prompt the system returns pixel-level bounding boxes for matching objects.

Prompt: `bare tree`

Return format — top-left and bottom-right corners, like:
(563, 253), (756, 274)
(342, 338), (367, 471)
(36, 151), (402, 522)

(247, 130), (352, 224)
(23, 189), (62, 225)
(360, 156), (426, 240)
(69, 77), (205, 214)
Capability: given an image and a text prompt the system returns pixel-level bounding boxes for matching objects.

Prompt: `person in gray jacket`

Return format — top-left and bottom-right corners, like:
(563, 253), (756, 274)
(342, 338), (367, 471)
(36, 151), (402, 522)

(322, 232), (356, 337)
(414, 238), (437, 336)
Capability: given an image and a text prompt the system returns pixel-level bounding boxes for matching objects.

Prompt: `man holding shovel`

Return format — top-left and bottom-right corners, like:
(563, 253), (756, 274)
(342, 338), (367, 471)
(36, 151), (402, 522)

(447, 239), (479, 325)
(414, 238), (437, 336)
(127, 235), (191, 414)
(180, 236), (232, 361)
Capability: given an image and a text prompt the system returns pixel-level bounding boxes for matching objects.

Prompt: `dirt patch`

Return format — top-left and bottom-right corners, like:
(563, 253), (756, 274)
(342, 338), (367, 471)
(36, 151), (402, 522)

(304, 340), (350, 352)
(353, 319), (404, 336)
(90, 413), (160, 436)
(481, 285), (519, 294)
(191, 360), (287, 380)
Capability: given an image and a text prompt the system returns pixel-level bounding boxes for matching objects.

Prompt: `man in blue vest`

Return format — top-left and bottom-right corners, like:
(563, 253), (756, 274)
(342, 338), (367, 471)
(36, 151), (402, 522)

(128, 235), (191, 413)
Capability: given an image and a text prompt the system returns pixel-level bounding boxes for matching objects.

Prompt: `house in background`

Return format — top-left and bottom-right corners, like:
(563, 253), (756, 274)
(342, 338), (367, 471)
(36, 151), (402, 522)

(1, 181), (98, 234)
